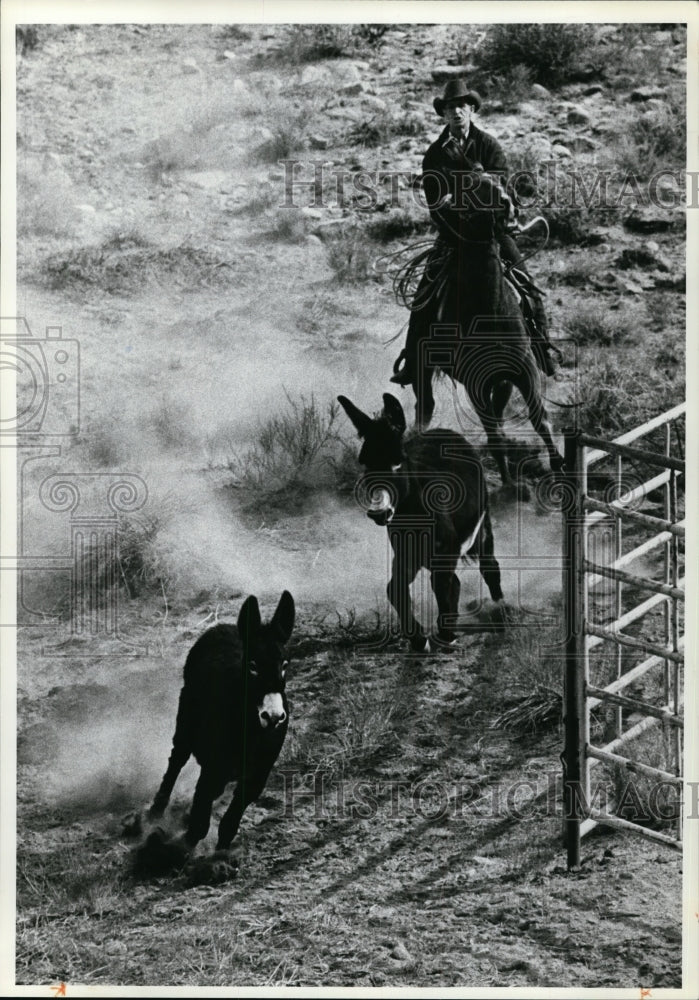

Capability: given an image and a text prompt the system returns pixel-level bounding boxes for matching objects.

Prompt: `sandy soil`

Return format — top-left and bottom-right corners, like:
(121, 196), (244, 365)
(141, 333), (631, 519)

(10, 19), (689, 993)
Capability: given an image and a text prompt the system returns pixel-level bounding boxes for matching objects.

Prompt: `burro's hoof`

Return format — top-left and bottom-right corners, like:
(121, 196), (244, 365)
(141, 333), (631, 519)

(120, 811), (143, 838)
(409, 634), (432, 655)
(491, 600), (519, 628)
(132, 829), (191, 877)
(185, 850), (240, 887)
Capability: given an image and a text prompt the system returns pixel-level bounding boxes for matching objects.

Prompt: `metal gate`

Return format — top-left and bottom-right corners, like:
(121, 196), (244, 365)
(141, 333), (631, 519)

(562, 403), (685, 868)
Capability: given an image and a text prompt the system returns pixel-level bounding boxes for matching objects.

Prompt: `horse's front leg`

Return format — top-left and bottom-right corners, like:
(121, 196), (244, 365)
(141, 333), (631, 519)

(413, 365), (435, 431)
(514, 370), (565, 475)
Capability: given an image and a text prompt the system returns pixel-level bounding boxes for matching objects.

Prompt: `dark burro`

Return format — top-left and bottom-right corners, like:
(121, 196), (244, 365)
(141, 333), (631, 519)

(338, 392), (505, 654)
(136, 591), (295, 878)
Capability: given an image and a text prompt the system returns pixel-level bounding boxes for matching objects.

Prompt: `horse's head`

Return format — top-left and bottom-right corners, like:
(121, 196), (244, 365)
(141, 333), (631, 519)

(337, 393), (407, 526)
(448, 170), (515, 242)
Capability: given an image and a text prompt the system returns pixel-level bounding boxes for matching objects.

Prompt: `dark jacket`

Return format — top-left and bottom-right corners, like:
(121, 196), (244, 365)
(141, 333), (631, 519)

(421, 123), (509, 244)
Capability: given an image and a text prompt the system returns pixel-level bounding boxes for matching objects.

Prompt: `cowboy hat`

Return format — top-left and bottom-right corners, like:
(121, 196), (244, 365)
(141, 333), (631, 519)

(433, 79), (482, 117)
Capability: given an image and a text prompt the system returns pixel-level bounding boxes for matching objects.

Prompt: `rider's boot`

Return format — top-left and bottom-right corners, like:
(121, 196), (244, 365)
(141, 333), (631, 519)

(390, 348), (415, 386)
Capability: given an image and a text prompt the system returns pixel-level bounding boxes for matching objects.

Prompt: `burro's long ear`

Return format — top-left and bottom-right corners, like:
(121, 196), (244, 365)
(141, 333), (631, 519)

(337, 395), (374, 439)
(271, 590), (295, 644)
(382, 393), (407, 435)
(237, 594), (261, 647)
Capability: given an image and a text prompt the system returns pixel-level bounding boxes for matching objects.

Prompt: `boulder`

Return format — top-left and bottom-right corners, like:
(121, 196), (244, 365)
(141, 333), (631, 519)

(630, 86), (667, 102)
(624, 207), (678, 234)
(569, 135), (599, 153)
(530, 83), (551, 100)
(430, 65), (477, 84)
(567, 106), (591, 126)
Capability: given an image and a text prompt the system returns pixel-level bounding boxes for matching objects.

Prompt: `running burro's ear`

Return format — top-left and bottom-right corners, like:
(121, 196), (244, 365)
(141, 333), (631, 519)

(382, 393), (407, 436)
(337, 395), (374, 438)
(237, 594), (261, 647)
(271, 590), (295, 644)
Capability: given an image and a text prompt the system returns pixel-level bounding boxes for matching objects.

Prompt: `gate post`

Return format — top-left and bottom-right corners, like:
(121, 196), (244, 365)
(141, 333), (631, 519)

(563, 430), (586, 869)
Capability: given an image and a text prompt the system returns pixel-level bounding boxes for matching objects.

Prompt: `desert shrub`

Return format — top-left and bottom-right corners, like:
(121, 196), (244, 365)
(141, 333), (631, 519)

(283, 24), (355, 60)
(365, 206), (429, 243)
(42, 234), (235, 294)
(325, 226), (375, 283)
(252, 101), (310, 162)
(347, 109), (424, 148)
(477, 23), (594, 87)
(150, 395), (200, 451)
(488, 623), (562, 734)
(17, 159), (79, 239)
(562, 301), (640, 346)
(268, 207), (307, 242)
(230, 393), (355, 507)
(229, 183), (276, 216)
(487, 64), (535, 113)
(573, 351), (682, 438)
(116, 512), (174, 598)
(615, 101), (686, 179)
(281, 23), (390, 61)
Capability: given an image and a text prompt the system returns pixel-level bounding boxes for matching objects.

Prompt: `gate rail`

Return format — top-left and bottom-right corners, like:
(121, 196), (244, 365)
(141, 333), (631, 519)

(562, 403), (685, 867)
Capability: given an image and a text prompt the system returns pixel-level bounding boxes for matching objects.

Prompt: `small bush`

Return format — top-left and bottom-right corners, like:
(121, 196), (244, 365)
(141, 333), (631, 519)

(488, 624), (562, 735)
(17, 159), (79, 239)
(230, 393), (354, 507)
(42, 235), (235, 294)
(563, 301), (640, 346)
(283, 24), (356, 61)
(478, 23), (595, 87)
(347, 109), (424, 148)
(268, 207), (307, 243)
(230, 183), (276, 216)
(281, 23), (391, 62)
(573, 351), (682, 438)
(615, 101), (686, 179)
(365, 207), (429, 243)
(253, 101), (310, 162)
(488, 64), (535, 113)
(325, 226), (375, 283)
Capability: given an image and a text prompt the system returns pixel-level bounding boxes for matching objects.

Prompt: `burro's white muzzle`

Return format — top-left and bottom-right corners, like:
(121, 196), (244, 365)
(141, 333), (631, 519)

(258, 692), (286, 728)
(367, 487), (395, 526)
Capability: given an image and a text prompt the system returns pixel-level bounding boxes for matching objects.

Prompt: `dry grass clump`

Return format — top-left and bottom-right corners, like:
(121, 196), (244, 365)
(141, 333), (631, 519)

(325, 226), (375, 283)
(562, 300), (641, 347)
(615, 100), (686, 179)
(347, 109), (425, 148)
(572, 351), (681, 438)
(285, 648), (404, 779)
(252, 100), (312, 162)
(17, 158), (80, 240)
(488, 622), (563, 735)
(42, 232), (235, 294)
(268, 207), (307, 243)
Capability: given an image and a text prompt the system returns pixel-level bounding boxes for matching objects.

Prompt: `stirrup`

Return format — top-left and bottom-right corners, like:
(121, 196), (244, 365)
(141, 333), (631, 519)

(392, 349), (407, 376)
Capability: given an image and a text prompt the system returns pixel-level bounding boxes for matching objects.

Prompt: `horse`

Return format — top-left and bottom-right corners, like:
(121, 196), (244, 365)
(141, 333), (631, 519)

(338, 392), (505, 653)
(399, 171), (564, 499)
(134, 591), (295, 881)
